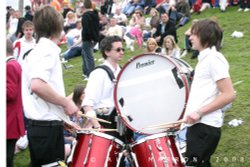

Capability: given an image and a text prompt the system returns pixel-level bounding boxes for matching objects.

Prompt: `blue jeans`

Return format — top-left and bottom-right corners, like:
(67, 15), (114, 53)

(81, 41), (95, 77)
(66, 37), (75, 49)
(64, 46), (82, 61)
(170, 11), (190, 26)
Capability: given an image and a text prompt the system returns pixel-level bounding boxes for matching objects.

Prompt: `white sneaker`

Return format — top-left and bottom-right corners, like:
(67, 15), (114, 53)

(244, 8), (249, 12)
(61, 58), (68, 63)
(238, 8), (243, 12)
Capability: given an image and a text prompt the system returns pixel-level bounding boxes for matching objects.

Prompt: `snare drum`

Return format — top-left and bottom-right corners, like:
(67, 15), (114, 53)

(130, 133), (184, 167)
(114, 54), (192, 134)
(70, 131), (124, 167)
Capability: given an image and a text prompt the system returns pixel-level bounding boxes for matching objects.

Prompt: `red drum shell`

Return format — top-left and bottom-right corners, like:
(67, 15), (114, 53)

(70, 131), (124, 167)
(130, 133), (184, 167)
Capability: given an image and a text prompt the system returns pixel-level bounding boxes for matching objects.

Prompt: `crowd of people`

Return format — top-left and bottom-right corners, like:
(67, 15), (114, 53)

(6, 0), (239, 166)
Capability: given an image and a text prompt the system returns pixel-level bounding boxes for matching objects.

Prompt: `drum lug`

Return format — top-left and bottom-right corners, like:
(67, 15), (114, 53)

(147, 143), (158, 167)
(104, 143), (113, 167)
(155, 138), (169, 167)
(155, 138), (163, 151)
(167, 138), (178, 165)
(83, 136), (93, 165)
(66, 139), (77, 165)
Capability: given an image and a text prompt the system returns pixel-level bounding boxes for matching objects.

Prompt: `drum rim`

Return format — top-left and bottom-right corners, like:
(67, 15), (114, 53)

(76, 130), (124, 145)
(130, 132), (176, 147)
(114, 53), (190, 135)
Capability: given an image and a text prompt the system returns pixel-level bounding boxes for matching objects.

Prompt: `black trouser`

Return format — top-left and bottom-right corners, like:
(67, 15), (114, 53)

(27, 119), (64, 167)
(7, 139), (17, 167)
(185, 123), (221, 167)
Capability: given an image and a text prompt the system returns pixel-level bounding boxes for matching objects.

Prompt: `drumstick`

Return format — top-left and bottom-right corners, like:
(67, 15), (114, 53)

(81, 128), (118, 132)
(143, 119), (186, 129)
(80, 113), (111, 124)
(142, 124), (180, 130)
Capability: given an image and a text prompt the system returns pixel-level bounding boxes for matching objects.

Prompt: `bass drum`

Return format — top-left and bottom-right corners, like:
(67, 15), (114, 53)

(114, 54), (192, 134)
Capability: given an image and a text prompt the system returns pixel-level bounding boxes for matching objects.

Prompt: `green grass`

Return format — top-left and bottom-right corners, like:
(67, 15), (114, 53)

(14, 6), (250, 166)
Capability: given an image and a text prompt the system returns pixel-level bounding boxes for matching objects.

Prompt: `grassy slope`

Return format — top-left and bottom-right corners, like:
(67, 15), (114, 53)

(14, 6), (250, 167)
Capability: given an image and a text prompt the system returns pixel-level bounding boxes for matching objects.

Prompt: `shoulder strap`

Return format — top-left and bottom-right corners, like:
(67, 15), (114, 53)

(95, 65), (116, 82)
(23, 49), (33, 60)
(6, 57), (15, 63)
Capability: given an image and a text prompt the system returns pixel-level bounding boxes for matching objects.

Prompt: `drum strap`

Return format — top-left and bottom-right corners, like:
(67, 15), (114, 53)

(95, 65), (115, 83)
(6, 56), (15, 62)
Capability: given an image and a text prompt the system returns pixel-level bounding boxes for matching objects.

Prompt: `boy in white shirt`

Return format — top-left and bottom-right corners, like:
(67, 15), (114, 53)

(184, 19), (236, 167)
(22, 6), (80, 166)
(13, 20), (36, 66)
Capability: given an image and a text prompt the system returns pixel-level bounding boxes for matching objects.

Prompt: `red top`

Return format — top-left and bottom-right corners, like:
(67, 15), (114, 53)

(6, 58), (25, 139)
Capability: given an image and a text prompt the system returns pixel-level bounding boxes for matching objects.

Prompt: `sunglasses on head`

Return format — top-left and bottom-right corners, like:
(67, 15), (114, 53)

(113, 47), (125, 52)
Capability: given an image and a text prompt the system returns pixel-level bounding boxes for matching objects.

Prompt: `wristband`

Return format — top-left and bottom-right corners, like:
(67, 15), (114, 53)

(86, 110), (97, 117)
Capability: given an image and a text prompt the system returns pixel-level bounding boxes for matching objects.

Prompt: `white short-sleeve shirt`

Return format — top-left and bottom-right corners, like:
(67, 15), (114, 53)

(22, 37), (68, 121)
(184, 47), (230, 128)
(13, 37), (36, 66)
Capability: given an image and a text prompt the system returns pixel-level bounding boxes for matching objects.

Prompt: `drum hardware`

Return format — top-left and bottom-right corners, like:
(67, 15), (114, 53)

(66, 139), (77, 165)
(131, 152), (139, 167)
(167, 139), (177, 165)
(158, 151), (168, 167)
(155, 139), (169, 167)
(172, 67), (184, 89)
(116, 151), (123, 167)
(126, 150), (137, 167)
(175, 140), (186, 164)
(119, 98), (133, 122)
(80, 113), (111, 124)
(155, 138), (163, 151)
(104, 144), (113, 167)
(147, 143), (158, 167)
(83, 136), (93, 165)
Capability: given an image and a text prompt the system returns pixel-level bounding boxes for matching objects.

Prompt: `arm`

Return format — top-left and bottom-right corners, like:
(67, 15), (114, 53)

(83, 105), (101, 128)
(186, 78), (236, 124)
(30, 78), (78, 116)
(81, 70), (107, 128)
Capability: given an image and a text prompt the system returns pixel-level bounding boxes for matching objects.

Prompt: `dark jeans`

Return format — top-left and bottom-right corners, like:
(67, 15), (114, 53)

(185, 35), (192, 50)
(27, 120), (64, 167)
(240, 0), (250, 8)
(64, 46), (82, 61)
(186, 123), (221, 167)
(7, 139), (17, 167)
(81, 41), (95, 77)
